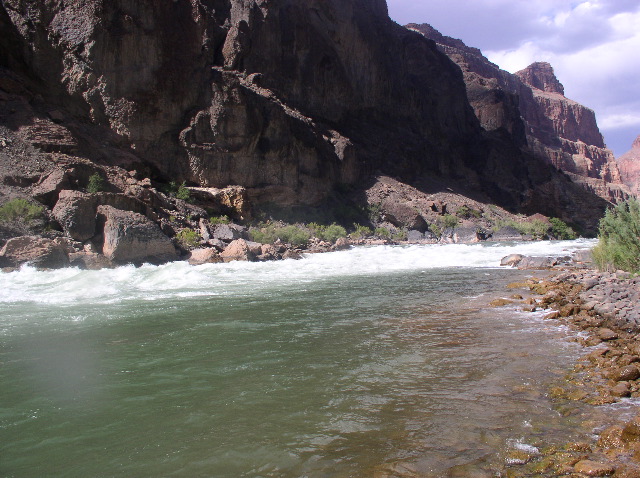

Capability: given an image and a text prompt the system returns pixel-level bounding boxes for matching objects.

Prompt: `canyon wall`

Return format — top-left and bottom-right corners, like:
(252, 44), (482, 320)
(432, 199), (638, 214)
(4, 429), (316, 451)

(409, 23), (629, 204)
(617, 136), (640, 195)
(0, 0), (613, 232)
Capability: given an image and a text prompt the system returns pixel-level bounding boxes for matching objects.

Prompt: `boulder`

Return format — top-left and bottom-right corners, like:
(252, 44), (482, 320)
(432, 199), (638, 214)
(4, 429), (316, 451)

(68, 251), (112, 270)
(0, 235), (69, 269)
(333, 237), (351, 251)
(31, 169), (71, 206)
(501, 254), (524, 267)
(220, 239), (256, 262)
(52, 190), (98, 241)
(517, 256), (558, 270)
(212, 224), (243, 242)
(97, 205), (177, 265)
(187, 248), (223, 265)
(406, 230), (424, 243)
(453, 226), (480, 243)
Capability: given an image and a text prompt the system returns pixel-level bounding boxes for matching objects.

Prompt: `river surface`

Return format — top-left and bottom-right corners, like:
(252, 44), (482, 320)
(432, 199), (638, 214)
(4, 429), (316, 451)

(0, 240), (611, 477)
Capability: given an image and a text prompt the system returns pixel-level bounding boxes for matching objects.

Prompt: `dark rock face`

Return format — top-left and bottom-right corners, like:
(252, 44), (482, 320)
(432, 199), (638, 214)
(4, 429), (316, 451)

(617, 135), (640, 195)
(0, 1), (613, 234)
(408, 23), (629, 204)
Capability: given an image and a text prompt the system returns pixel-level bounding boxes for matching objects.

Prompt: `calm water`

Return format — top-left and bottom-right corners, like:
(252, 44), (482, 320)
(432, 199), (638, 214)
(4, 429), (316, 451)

(0, 240), (605, 477)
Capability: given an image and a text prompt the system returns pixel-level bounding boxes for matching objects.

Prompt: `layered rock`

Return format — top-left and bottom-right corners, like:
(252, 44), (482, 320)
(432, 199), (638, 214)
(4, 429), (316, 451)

(0, 0), (614, 239)
(617, 135), (640, 195)
(408, 23), (629, 203)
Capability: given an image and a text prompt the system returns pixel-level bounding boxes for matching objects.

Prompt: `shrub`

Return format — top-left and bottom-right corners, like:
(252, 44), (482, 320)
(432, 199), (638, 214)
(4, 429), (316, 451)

(164, 181), (191, 202)
(429, 224), (442, 237)
(592, 200), (640, 273)
(549, 218), (576, 240)
(456, 205), (482, 219)
(87, 173), (106, 193)
(495, 219), (550, 239)
(209, 215), (230, 225)
(176, 228), (201, 249)
(0, 198), (44, 224)
(392, 228), (408, 241)
(317, 224), (347, 242)
(350, 224), (372, 240)
(367, 203), (383, 223)
(374, 227), (391, 239)
(438, 214), (459, 230)
(249, 223), (310, 248)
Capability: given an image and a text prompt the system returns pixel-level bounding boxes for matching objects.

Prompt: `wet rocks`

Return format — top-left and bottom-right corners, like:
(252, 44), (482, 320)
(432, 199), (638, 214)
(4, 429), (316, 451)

(573, 460), (615, 476)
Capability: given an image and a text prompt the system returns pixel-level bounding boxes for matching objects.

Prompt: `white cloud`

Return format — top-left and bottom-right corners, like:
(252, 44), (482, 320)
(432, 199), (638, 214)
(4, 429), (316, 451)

(600, 114), (640, 130)
(387, 0), (640, 156)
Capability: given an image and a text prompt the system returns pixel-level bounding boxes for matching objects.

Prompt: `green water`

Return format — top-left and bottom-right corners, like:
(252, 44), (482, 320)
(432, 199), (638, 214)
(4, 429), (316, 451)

(0, 244), (601, 477)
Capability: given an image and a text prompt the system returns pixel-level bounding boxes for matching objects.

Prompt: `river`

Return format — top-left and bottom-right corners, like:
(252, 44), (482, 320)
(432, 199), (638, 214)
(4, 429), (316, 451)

(0, 240), (610, 476)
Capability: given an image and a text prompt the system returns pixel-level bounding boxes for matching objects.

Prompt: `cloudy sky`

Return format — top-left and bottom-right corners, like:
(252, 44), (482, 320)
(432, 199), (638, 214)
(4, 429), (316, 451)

(386, 0), (640, 157)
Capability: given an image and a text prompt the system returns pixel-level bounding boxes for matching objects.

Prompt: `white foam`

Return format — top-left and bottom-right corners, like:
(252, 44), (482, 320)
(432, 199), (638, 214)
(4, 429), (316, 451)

(0, 239), (596, 306)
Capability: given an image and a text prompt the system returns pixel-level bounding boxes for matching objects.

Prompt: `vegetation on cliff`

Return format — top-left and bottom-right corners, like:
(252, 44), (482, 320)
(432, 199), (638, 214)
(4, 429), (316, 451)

(593, 199), (640, 273)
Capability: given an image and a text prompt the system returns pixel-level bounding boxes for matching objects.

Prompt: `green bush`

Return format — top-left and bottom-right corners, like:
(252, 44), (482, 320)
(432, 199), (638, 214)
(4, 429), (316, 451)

(209, 215), (230, 225)
(549, 218), (576, 240)
(164, 181), (191, 202)
(87, 173), (106, 193)
(374, 227), (391, 239)
(350, 224), (372, 240)
(176, 228), (201, 249)
(455, 205), (482, 219)
(495, 219), (550, 239)
(438, 214), (459, 230)
(592, 200), (640, 273)
(0, 198), (44, 224)
(366, 203), (383, 223)
(249, 223), (310, 248)
(429, 224), (442, 237)
(317, 224), (347, 242)
(392, 228), (408, 241)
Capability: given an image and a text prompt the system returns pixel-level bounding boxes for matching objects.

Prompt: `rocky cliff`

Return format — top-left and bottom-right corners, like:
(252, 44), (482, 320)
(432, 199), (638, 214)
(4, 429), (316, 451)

(408, 23), (629, 203)
(0, 0), (613, 250)
(617, 135), (640, 195)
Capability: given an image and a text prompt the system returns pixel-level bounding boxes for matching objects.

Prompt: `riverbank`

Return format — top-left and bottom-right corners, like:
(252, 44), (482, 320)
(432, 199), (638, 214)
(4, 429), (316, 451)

(496, 267), (640, 477)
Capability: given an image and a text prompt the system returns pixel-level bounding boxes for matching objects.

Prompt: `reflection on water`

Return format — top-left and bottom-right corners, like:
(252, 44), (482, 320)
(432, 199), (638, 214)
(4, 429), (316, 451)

(0, 241), (610, 477)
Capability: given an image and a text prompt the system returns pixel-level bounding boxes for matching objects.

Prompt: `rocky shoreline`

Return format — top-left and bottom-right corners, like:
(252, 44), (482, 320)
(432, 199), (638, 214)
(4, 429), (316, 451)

(494, 261), (640, 477)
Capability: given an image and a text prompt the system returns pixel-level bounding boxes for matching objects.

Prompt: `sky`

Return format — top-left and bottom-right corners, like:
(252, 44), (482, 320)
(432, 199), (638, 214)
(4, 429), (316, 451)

(386, 0), (640, 157)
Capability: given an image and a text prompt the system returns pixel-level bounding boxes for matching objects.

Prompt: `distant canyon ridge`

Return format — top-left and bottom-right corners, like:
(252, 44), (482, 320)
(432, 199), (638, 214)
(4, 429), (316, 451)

(0, 0), (636, 250)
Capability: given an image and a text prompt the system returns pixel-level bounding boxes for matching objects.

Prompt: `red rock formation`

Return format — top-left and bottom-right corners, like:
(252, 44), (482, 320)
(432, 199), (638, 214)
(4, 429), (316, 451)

(0, 1), (611, 234)
(409, 23), (629, 203)
(617, 136), (640, 195)
(515, 62), (565, 95)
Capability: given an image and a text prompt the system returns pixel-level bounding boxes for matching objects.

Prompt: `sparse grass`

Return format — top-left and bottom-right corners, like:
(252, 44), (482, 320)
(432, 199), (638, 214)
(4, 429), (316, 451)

(592, 199), (640, 273)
